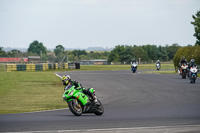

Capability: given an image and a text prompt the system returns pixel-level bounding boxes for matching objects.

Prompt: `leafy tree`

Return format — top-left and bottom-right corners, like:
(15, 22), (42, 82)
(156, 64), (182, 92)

(47, 54), (55, 62)
(7, 49), (22, 57)
(0, 47), (6, 57)
(158, 45), (168, 61)
(108, 50), (118, 63)
(54, 45), (65, 56)
(142, 45), (159, 62)
(72, 50), (87, 57)
(166, 43), (181, 60)
(191, 10), (200, 46)
(27, 40), (47, 55)
(108, 45), (134, 64)
(173, 46), (200, 71)
(132, 46), (148, 62)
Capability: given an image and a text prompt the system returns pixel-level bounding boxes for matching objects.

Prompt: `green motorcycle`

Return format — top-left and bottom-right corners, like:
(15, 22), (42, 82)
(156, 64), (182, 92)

(62, 85), (104, 116)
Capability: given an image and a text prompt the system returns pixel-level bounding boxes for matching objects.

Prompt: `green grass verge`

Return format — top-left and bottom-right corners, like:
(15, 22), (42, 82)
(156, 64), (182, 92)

(0, 71), (66, 114)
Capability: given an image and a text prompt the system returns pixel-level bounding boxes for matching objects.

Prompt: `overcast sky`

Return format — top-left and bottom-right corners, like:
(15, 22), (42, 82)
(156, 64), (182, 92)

(0, 0), (199, 49)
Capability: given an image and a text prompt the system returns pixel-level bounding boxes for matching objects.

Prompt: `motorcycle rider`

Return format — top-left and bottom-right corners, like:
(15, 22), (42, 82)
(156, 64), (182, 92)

(131, 59), (138, 67)
(188, 59), (198, 81)
(178, 57), (188, 75)
(62, 75), (98, 103)
(188, 59), (197, 68)
(156, 60), (161, 66)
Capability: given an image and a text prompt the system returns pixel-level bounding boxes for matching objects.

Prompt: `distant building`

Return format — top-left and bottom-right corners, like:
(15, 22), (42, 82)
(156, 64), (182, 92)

(28, 56), (41, 63)
(0, 57), (28, 63)
(79, 59), (107, 65)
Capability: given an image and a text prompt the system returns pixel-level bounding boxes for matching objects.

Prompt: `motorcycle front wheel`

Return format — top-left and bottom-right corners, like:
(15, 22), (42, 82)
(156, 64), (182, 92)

(68, 100), (82, 116)
(94, 100), (104, 116)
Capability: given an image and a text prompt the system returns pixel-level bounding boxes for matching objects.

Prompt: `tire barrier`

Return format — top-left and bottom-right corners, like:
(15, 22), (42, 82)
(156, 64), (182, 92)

(26, 64), (35, 72)
(43, 63), (49, 71)
(6, 63), (79, 72)
(17, 64), (26, 71)
(6, 64), (17, 72)
(35, 64), (43, 71)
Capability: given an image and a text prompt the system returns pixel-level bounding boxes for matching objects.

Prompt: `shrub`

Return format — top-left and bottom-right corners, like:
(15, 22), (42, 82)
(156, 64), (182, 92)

(173, 46), (200, 71)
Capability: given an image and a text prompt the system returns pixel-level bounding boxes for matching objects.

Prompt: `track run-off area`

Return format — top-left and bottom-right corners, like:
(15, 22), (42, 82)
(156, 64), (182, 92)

(0, 70), (200, 133)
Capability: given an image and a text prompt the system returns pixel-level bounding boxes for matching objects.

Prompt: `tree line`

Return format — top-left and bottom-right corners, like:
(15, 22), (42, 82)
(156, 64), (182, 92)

(107, 44), (181, 64)
(0, 41), (181, 63)
(0, 40), (109, 63)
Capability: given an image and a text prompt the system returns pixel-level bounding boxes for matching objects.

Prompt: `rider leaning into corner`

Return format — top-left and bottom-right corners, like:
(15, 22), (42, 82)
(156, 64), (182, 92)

(178, 57), (188, 74)
(62, 75), (98, 103)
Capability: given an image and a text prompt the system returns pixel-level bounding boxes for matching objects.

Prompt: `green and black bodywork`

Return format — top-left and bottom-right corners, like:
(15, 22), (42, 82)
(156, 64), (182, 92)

(62, 85), (104, 116)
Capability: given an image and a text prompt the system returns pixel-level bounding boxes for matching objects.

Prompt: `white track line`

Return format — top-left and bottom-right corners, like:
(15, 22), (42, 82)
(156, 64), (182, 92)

(4, 124), (200, 133)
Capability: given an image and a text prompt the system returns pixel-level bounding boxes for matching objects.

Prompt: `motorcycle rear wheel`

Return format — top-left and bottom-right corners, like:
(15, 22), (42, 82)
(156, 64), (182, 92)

(94, 100), (104, 116)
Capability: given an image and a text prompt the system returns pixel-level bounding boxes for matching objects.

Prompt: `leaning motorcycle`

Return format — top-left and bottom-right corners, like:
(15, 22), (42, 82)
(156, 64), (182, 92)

(63, 85), (104, 116)
(181, 63), (188, 79)
(189, 66), (198, 83)
(131, 63), (137, 73)
(156, 63), (160, 71)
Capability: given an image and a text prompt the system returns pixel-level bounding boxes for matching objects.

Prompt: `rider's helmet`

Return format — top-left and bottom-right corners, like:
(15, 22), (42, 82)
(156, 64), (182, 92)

(157, 60), (160, 62)
(190, 59), (195, 65)
(182, 57), (186, 61)
(62, 75), (71, 85)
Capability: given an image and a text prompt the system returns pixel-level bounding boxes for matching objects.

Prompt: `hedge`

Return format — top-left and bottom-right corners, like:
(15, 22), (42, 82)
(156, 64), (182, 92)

(173, 46), (200, 71)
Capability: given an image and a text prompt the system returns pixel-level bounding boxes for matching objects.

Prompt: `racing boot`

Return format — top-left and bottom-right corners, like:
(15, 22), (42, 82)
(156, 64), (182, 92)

(93, 95), (98, 103)
(93, 95), (100, 106)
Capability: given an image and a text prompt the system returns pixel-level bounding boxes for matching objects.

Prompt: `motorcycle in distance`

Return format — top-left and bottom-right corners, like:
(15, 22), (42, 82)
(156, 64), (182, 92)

(131, 63), (138, 73)
(156, 63), (160, 71)
(189, 66), (198, 83)
(55, 74), (104, 116)
(180, 63), (188, 79)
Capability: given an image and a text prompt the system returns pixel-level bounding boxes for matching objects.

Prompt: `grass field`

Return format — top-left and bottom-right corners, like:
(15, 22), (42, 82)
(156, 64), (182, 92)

(0, 71), (66, 114)
(0, 63), (193, 114)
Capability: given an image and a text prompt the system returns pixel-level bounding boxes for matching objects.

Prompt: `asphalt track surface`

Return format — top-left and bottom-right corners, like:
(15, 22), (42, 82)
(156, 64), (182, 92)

(0, 70), (200, 132)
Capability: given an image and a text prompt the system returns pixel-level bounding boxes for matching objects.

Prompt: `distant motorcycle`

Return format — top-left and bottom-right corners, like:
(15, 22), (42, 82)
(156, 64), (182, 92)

(131, 63), (138, 73)
(156, 63), (160, 71)
(181, 63), (188, 79)
(189, 66), (198, 83)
